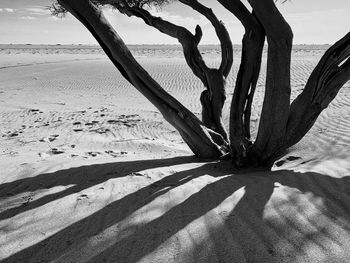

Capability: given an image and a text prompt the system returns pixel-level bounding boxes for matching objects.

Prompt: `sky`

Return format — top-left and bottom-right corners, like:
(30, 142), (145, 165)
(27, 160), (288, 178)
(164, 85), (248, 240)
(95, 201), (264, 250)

(0, 0), (349, 45)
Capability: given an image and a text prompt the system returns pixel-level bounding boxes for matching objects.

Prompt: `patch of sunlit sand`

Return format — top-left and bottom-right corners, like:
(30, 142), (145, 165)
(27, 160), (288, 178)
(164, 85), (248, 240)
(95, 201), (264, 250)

(0, 46), (349, 263)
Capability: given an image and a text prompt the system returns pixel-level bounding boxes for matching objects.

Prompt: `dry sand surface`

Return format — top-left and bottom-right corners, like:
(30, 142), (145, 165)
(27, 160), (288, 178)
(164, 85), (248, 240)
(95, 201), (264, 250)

(0, 45), (350, 263)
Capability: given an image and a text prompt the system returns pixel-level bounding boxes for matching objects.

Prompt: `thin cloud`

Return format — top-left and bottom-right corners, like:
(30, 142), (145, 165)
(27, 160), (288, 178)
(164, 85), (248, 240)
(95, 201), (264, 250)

(23, 7), (50, 16)
(19, 16), (37, 20)
(0, 8), (16, 13)
(149, 7), (209, 30)
(5, 8), (15, 12)
(48, 16), (60, 21)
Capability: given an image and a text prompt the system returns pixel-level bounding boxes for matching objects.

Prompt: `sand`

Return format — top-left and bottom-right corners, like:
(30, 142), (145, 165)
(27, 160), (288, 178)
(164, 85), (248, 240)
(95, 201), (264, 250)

(0, 45), (349, 263)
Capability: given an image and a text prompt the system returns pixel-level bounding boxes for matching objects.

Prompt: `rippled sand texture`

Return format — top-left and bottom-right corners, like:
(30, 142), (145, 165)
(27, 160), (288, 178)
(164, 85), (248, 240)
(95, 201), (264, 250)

(0, 45), (349, 263)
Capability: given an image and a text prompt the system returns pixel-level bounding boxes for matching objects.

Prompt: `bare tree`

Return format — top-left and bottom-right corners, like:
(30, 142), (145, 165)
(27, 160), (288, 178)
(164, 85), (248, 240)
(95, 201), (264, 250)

(51, 0), (350, 168)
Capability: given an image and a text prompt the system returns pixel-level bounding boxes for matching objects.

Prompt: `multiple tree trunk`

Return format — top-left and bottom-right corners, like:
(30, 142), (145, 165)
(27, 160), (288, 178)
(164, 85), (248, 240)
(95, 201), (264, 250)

(56, 0), (350, 168)
(111, 0), (232, 146)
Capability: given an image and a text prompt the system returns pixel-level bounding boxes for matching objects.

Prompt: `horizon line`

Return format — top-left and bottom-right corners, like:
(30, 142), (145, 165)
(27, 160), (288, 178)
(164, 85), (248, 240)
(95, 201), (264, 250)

(0, 43), (332, 46)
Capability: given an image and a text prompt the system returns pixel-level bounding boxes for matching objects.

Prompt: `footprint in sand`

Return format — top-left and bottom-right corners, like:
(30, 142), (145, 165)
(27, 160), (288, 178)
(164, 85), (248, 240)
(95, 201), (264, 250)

(89, 127), (110, 134)
(105, 150), (119, 157)
(39, 134), (59, 142)
(107, 120), (118, 124)
(275, 156), (302, 167)
(50, 148), (65, 155)
(105, 150), (128, 157)
(38, 148), (65, 158)
(34, 118), (43, 123)
(7, 132), (19, 137)
(77, 194), (89, 201)
(28, 109), (42, 114)
(3, 129), (25, 138)
(130, 172), (144, 177)
(85, 121), (99, 126)
(86, 151), (102, 157)
(48, 135), (59, 142)
(106, 115), (141, 128)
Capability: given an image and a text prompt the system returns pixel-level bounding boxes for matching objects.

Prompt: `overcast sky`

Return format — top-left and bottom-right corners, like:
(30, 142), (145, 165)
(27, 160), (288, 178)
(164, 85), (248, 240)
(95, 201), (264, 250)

(0, 0), (349, 45)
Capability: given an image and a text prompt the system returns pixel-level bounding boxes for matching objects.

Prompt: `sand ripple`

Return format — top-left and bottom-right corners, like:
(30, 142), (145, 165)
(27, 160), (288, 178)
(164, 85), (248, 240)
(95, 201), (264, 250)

(0, 47), (349, 263)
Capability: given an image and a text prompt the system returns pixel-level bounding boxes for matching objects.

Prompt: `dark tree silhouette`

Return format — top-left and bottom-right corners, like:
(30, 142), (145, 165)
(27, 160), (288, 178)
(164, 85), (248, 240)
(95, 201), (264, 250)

(51, 0), (350, 168)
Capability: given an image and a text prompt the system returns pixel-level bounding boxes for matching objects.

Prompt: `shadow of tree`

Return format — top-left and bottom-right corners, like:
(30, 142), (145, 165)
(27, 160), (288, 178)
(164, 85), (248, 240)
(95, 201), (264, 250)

(0, 156), (198, 220)
(2, 158), (350, 263)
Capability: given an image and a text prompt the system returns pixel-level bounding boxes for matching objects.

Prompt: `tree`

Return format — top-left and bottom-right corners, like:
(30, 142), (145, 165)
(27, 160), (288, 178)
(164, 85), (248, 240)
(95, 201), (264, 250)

(51, 0), (350, 168)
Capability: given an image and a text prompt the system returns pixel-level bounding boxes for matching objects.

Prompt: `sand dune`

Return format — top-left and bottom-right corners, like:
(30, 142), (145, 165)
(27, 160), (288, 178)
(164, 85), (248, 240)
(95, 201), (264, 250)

(0, 46), (349, 263)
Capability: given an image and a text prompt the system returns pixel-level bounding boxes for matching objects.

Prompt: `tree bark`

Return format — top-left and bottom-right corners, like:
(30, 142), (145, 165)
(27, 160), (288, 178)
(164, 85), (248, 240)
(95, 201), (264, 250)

(247, 0), (293, 166)
(58, 0), (224, 158)
(285, 32), (350, 148)
(180, 0), (233, 77)
(180, 0), (233, 142)
(112, 1), (233, 143)
(218, 0), (265, 166)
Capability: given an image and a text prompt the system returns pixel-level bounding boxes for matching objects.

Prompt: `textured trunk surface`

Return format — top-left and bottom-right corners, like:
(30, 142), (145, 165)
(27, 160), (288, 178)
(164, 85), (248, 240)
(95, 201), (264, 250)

(285, 32), (350, 148)
(219, 0), (265, 166)
(200, 69), (227, 140)
(248, 0), (293, 166)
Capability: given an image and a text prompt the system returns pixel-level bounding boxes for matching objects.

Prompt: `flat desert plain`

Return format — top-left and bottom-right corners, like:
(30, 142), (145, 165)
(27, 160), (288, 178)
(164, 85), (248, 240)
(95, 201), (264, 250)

(0, 45), (350, 263)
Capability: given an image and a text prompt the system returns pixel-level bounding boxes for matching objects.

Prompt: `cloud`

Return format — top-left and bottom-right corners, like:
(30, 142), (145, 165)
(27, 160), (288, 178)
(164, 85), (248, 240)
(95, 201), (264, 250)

(103, 6), (208, 34)
(48, 16), (60, 21)
(19, 16), (37, 20)
(24, 7), (49, 16)
(148, 7), (208, 30)
(4, 8), (15, 13)
(0, 8), (16, 13)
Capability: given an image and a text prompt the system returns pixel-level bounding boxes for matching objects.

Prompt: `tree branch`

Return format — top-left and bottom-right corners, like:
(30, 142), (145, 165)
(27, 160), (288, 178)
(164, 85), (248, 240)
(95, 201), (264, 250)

(58, 0), (224, 158)
(111, 2), (210, 87)
(175, 0), (234, 142)
(109, 1), (231, 144)
(218, 0), (265, 166)
(286, 32), (350, 148)
(179, 0), (233, 77)
(247, 0), (293, 164)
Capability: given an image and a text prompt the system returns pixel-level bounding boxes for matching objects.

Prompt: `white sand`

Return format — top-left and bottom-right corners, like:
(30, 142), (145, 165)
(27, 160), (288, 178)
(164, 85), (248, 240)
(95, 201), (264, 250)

(0, 45), (349, 263)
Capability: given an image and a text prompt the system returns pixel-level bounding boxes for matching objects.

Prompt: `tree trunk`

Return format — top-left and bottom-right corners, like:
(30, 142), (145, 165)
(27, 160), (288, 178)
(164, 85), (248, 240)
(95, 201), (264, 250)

(285, 32), (350, 148)
(180, 0), (233, 142)
(97, 1), (229, 145)
(218, 0), (265, 166)
(200, 69), (228, 140)
(55, 0), (350, 168)
(247, 0), (293, 166)
(113, 1), (232, 144)
(58, 0), (224, 158)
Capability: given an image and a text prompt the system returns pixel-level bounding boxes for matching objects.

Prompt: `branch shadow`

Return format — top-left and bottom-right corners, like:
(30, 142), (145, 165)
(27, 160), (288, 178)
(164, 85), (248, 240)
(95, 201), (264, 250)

(0, 156), (198, 220)
(2, 158), (350, 263)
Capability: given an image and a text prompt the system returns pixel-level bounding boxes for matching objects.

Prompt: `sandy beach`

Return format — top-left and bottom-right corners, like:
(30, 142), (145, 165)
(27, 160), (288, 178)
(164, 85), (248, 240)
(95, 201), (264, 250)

(0, 45), (349, 263)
